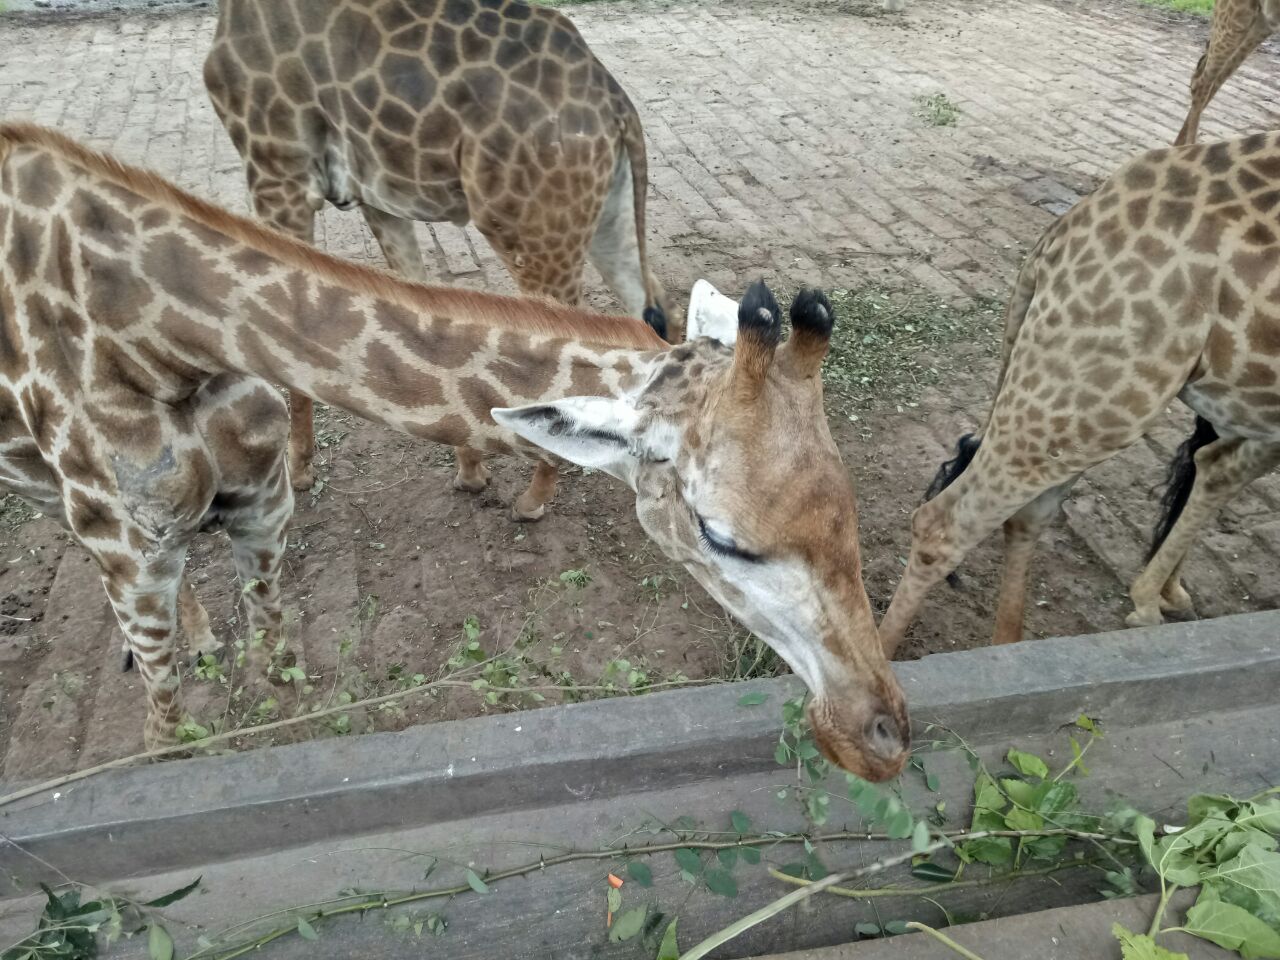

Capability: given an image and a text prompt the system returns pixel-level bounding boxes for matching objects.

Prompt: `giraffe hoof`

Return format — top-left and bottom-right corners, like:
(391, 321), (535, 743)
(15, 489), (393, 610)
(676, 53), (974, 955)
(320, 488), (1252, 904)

(453, 473), (490, 494)
(1125, 607), (1165, 629)
(290, 466), (316, 491)
(511, 501), (546, 523)
(1159, 586), (1197, 618)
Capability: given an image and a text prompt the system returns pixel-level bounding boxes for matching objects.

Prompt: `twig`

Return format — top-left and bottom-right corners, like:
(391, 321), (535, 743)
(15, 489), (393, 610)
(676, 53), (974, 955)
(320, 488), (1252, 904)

(678, 828), (1132, 960)
(905, 922), (988, 960)
(767, 858), (1090, 898)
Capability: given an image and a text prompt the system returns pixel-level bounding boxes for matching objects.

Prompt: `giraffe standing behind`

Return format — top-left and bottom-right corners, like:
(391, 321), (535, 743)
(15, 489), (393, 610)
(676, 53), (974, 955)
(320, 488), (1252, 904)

(878, 132), (1280, 655)
(1174, 0), (1280, 145)
(0, 124), (909, 781)
(203, 0), (672, 517)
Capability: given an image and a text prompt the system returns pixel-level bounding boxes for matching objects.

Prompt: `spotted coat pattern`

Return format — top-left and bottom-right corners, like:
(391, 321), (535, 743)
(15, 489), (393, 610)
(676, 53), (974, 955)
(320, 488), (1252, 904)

(879, 132), (1280, 653)
(203, 0), (671, 508)
(1175, 0), (1280, 145)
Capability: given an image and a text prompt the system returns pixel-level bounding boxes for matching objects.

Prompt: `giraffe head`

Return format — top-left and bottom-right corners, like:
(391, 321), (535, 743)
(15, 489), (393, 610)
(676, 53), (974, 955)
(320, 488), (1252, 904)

(494, 281), (909, 782)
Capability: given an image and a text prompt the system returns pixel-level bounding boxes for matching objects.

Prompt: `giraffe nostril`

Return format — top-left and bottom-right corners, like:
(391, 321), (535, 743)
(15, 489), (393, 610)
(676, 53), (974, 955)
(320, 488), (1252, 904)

(866, 713), (907, 760)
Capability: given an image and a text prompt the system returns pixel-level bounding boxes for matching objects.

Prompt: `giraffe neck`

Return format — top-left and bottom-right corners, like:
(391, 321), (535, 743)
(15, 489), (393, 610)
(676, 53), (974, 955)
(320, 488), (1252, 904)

(170, 254), (661, 456)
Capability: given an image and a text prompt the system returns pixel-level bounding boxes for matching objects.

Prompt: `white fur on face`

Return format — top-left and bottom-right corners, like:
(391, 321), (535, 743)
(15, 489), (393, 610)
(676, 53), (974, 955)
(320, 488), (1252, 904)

(685, 280), (740, 345)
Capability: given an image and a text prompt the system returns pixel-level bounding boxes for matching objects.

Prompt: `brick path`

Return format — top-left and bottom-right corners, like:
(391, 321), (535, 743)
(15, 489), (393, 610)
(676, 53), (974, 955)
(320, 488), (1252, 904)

(1, 0), (1278, 779)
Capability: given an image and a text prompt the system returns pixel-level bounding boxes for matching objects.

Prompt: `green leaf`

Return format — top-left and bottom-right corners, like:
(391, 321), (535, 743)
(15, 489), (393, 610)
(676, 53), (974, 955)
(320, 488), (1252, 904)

(674, 848), (702, 875)
(855, 922), (881, 937)
(296, 917), (319, 941)
(910, 860), (956, 883)
(999, 778), (1037, 809)
(1007, 748), (1049, 780)
(627, 861), (653, 887)
(911, 820), (931, 853)
(886, 808), (914, 840)
(1111, 924), (1188, 960)
(730, 810), (752, 834)
(609, 907), (646, 942)
(1004, 806), (1044, 832)
(774, 741), (790, 766)
(737, 691), (768, 706)
(656, 918), (680, 960)
(144, 875), (202, 908)
(740, 846), (761, 865)
(1132, 814), (1158, 867)
(964, 836), (1013, 866)
(465, 869), (489, 894)
(1185, 894), (1280, 958)
(607, 886), (622, 914)
(704, 868), (738, 898)
(148, 923), (175, 960)
(1032, 781), (1079, 815)
(717, 848), (738, 869)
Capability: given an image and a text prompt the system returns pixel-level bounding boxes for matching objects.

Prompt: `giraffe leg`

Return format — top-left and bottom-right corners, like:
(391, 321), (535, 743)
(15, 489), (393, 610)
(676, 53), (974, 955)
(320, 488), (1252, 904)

(361, 205), (491, 495)
(361, 205), (428, 281)
(879, 438), (1095, 658)
(252, 190), (319, 491)
(476, 221), (593, 521)
(225, 469), (294, 679)
(100, 548), (190, 750)
(511, 460), (559, 522)
(1128, 437), (1280, 627)
(178, 578), (217, 660)
(1175, 11), (1271, 145)
(992, 481), (1075, 645)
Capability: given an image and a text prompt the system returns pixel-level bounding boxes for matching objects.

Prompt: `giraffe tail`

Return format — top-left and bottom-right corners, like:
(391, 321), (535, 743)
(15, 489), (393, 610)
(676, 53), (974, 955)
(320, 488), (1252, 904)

(620, 108), (673, 342)
(1148, 416), (1218, 561)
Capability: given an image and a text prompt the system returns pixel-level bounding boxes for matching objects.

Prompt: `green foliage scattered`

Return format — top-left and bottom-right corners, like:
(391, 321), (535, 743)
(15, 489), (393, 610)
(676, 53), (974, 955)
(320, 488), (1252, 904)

(823, 287), (1001, 413)
(1138, 0), (1213, 14)
(1123, 788), (1280, 958)
(913, 92), (961, 126)
(1, 878), (199, 960)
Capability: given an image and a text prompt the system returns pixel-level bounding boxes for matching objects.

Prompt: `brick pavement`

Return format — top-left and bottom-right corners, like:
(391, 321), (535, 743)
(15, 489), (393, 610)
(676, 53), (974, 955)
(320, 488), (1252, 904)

(0, 0), (1278, 778)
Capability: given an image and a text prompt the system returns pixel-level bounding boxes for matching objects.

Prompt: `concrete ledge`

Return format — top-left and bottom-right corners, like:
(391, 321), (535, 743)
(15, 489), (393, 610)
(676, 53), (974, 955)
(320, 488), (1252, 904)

(2, 610), (1278, 893)
(759, 890), (1232, 959)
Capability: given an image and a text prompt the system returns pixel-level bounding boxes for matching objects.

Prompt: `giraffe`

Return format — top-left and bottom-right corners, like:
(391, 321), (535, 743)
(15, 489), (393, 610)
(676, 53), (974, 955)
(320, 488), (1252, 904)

(877, 131), (1280, 655)
(203, 0), (673, 522)
(0, 124), (909, 781)
(1174, 0), (1280, 146)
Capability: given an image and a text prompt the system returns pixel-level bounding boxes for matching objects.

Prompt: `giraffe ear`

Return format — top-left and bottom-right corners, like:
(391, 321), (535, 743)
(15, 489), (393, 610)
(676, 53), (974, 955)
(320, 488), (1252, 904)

(492, 397), (677, 488)
(685, 279), (740, 345)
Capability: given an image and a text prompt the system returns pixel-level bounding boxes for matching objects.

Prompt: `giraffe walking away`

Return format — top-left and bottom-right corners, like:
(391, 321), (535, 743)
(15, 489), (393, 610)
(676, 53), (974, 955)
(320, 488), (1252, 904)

(1174, 0), (1280, 146)
(204, 0), (673, 517)
(0, 124), (909, 781)
(878, 131), (1280, 655)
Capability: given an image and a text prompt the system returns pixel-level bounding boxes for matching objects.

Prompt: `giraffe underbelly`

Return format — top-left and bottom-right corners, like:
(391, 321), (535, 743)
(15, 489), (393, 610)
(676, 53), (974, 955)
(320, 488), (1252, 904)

(327, 140), (470, 226)
(1180, 375), (1280, 442)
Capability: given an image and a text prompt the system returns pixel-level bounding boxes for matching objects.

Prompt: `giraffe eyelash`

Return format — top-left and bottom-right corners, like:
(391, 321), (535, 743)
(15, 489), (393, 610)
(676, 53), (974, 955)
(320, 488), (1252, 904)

(696, 515), (762, 563)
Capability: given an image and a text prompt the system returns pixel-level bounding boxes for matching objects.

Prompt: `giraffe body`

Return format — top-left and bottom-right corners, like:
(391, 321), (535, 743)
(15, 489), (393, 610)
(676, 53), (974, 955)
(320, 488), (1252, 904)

(204, 0), (671, 501)
(1175, 0), (1280, 145)
(0, 124), (906, 781)
(879, 132), (1280, 654)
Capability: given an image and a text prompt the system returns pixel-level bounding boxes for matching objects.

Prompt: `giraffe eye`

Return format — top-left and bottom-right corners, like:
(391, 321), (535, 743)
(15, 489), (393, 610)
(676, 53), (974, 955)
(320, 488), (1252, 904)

(696, 515), (762, 563)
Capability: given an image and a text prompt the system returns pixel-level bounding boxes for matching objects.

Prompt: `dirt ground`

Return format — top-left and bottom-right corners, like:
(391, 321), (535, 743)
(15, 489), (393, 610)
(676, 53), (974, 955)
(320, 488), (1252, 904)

(1, 0), (1279, 781)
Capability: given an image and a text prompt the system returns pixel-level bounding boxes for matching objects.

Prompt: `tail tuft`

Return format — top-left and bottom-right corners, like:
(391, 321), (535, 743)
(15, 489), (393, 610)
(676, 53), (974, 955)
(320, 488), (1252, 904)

(1148, 416), (1218, 561)
(121, 648), (134, 672)
(924, 433), (982, 503)
(643, 304), (669, 342)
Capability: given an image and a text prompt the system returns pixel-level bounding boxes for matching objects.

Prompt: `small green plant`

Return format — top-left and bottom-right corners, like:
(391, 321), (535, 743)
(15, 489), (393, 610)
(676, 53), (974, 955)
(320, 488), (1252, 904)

(176, 717), (210, 743)
(913, 91), (961, 126)
(559, 567), (591, 588)
(193, 654), (225, 683)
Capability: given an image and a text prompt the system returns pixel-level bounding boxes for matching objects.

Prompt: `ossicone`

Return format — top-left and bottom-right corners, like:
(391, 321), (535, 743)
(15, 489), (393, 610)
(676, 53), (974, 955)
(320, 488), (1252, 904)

(731, 279), (782, 396)
(780, 287), (835, 379)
